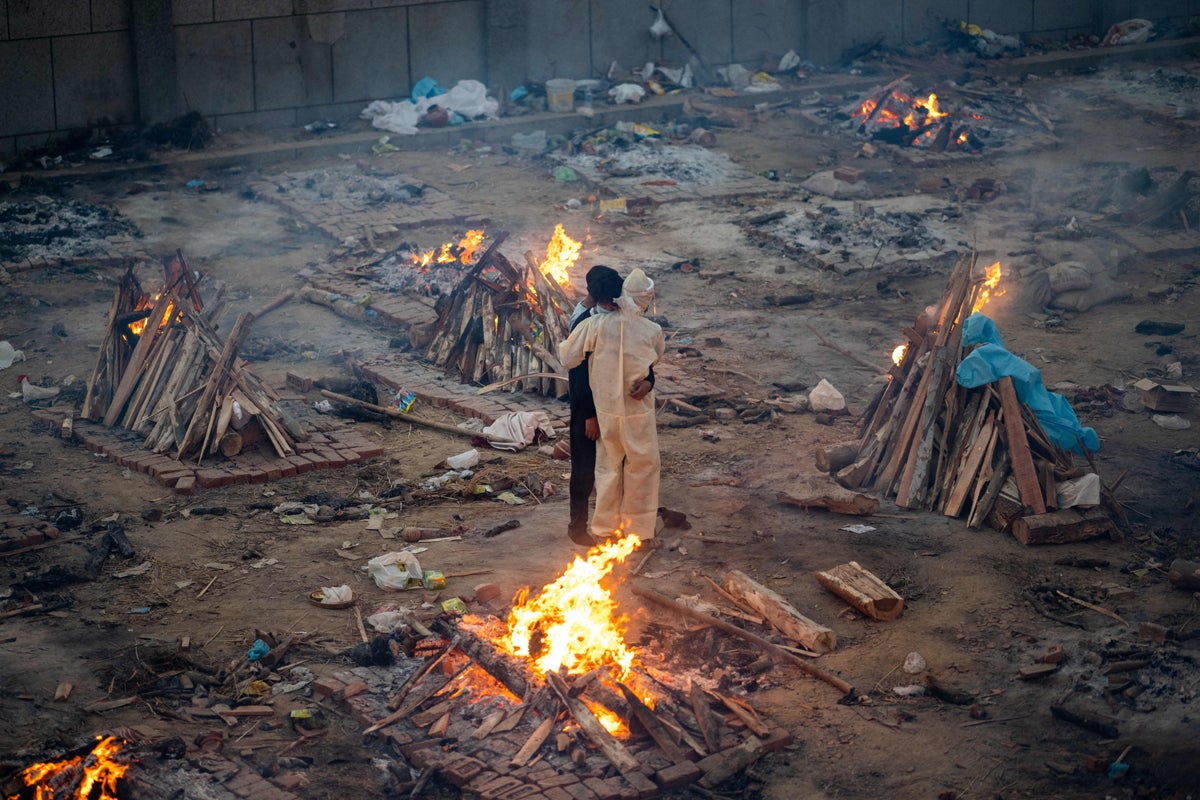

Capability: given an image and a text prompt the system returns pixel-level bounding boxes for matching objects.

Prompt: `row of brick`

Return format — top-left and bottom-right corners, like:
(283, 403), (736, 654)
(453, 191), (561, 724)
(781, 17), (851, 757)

(29, 407), (384, 494)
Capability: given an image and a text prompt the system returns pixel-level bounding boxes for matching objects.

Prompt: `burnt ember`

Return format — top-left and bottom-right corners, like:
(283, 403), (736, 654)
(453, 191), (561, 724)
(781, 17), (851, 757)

(0, 197), (140, 264)
(842, 82), (988, 153)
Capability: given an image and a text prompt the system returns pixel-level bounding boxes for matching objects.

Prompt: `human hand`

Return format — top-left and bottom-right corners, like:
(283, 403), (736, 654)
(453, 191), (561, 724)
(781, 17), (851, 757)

(630, 380), (652, 400)
(585, 417), (600, 440)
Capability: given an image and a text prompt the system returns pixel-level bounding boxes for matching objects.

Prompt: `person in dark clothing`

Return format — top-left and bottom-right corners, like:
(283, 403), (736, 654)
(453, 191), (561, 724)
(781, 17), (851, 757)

(566, 266), (654, 546)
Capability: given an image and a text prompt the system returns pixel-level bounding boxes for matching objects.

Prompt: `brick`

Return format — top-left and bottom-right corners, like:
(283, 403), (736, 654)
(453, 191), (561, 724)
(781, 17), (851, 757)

(621, 771), (656, 800)
(1040, 645), (1064, 665)
(564, 782), (598, 800)
(539, 773), (579, 789)
(833, 165), (863, 183)
(409, 746), (448, 770)
(544, 789), (573, 800)
(582, 778), (617, 800)
(466, 770), (501, 794)
(495, 785), (544, 800)
(654, 761), (701, 789)
(174, 476), (196, 495)
(761, 727), (794, 752)
(480, 776), (526, 800)
(286, 372), (313, 392)
(440, 755), (486, 787)
(311, 677), (346, 700)
(398, 738), (442, 759)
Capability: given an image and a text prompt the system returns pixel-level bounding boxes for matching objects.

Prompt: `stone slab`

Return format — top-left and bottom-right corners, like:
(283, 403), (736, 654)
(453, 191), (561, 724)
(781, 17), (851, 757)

(252, 15), (335, 110)
(661, 0), (734, 67)
(215, 0), (292, 21)
(172, 0), (213, 24)
(8, 0), (90, 39)
(332, 6), (409, 103)
(53, 32), (138, 129)
(967, 0), (1034, 35)
(731, 0), (804, 64)
(176, 21), (256, 115)
(92, 0), (132, 31)
(408, 1), (486, 87)
(525, 0), (590, 83)
(0, 39), (54, 137)
(902, 0), (968, 45)
(590, 0), (662, 79)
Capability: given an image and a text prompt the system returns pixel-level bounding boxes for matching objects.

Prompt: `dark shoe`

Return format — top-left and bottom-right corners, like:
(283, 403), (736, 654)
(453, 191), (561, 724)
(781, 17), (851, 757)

(567, 525), (595, 547)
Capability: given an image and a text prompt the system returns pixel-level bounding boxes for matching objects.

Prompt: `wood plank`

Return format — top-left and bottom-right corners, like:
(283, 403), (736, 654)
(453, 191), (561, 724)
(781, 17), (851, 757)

(942, 412), (996, 518)
(996, 376), (1046, 514)
(616, 683), (690, 764)
(723, 570), (837, 653)
(510, 715), (556, 767)
(688, 682), (720, 755)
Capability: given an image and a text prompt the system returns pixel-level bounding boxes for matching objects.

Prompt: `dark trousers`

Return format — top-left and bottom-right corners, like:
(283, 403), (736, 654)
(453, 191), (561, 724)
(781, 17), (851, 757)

(568, 411), (596, 530)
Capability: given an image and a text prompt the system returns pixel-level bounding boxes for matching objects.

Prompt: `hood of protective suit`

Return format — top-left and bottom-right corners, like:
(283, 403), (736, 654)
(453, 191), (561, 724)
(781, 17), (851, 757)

(618, 268), (654, 315)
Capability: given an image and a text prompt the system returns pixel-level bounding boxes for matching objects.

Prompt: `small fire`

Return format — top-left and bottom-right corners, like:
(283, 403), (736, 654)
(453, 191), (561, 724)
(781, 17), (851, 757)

(891, 344), (907, 365)
(412, 229), (486, 268)
(499, 534), (641, 679)
(538, 224), (581, 288)
(128, 295), (174, 337)
(8, 736), (130, 800)
(971, 261), (1005, 314)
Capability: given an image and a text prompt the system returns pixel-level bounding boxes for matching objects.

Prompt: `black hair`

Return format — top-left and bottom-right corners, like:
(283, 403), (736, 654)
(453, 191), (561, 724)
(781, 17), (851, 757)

(586, 265), (623, 304)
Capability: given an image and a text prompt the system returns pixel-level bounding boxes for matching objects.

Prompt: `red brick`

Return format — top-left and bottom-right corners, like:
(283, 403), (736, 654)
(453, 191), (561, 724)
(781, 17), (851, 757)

(466, 770), (501, 794)
(265, 466), (284, 481)
(287, 455), (314, 474)
(833, 165), (863, 183)
(311, 677), (346, 700)
(620, 771), (656, 800)
(480, 776), (526, 800)
(339, 680), (368, 699)
(654, 761), (701, 789)
(582, 778), (618, 800)
(286, 372), (313, 393)
(539, 773), (579, 789)
(440, 755), (486, 787)
(398, 738), (442, 759)
(174, 476), (196, 495)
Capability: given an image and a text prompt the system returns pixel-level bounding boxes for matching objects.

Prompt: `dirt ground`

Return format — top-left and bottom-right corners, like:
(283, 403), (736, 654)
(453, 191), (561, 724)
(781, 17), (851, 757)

(2, 43), (1200, 800)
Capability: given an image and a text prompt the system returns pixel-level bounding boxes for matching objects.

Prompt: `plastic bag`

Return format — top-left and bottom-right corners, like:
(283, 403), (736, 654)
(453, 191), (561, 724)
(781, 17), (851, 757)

(362, 99), (420, 135)
(0, 341), (25, 369)
(609, 84), (646, 104)
(1102, 19), (1152, 46)
(319, 585), (353, 605)
(446, 448), (480, 470)
(808, 378), (845, 412)
(367, 551), (423, 590)
(437, 79), (499, 120)
(649, 8), (672, 39)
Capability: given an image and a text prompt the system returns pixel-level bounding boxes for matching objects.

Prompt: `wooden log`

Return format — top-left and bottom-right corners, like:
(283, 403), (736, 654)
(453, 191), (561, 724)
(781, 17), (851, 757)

(815, 442), (860, 474)
(968, 451), (1010, 529)
(710, 691), (769, 737)
(813, 561), (904, 621)
(178, 312), (254, 458)
(777, 474), (880, 516)
(1167, 559), (1200, 591)
(697, 736), (766, 790)
(616, 683), (690, 764)
(1050, 704), (1119, 738)
(688, 682), (720, 754)
(997, 376), (1047, 514)
(723, 570), (836, 653)
(1010, 507), (1116, 545)
(318, 389), (475, 438)
(218, 431), (243, 458)
(545, 671), (641, 774)
(632, 585), (855, 697)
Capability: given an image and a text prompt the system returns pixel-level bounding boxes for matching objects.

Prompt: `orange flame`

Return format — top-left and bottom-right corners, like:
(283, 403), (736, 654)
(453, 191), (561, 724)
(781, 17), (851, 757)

(499, 534), (641, 678)
(971, 261), (1005, 314)
(10, 736), (130, 800)
(585, 700), (626, 735)
(128, 294), (175, 337)
(891, 344), (907, 366)
(538, 224), (580, 288)
(411, 229), (486, 268)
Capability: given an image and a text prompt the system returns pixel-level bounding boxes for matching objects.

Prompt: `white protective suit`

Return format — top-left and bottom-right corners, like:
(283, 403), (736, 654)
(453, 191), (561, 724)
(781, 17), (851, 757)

(558, 269), (665, 540)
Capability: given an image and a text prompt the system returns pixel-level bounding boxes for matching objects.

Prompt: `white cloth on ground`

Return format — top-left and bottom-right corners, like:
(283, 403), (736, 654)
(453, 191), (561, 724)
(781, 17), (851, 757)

(481, 410), (556, 451)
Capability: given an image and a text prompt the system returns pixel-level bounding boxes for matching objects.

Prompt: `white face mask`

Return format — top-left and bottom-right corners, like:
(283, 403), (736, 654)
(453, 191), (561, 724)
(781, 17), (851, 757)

(596, 305), (615, 314)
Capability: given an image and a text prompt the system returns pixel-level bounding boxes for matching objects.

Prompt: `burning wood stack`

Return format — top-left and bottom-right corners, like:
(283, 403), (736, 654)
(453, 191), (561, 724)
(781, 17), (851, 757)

(423, 226), (579, 396)
(834, 255), (1116, 542)
(850, 76), (987, 152)
(82, 254), (304, 462)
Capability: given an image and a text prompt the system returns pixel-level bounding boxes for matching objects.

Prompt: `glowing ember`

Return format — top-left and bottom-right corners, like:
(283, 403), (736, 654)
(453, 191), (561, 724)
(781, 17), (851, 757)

(8, 736), (130, 800)
(499, 535), (641, 678)
(538, 224), (581, 288)
(585, 700), (625, 735)
(971, 261), (1005, 314)
(891, 344), (907, 366)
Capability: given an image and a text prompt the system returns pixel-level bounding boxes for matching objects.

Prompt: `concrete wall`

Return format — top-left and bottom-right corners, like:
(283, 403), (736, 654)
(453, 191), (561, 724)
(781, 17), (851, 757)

(2, 0), (1198, 162)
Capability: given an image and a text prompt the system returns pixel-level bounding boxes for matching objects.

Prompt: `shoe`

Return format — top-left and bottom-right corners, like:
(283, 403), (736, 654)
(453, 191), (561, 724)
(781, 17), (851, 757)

(567, 525), (595, 547)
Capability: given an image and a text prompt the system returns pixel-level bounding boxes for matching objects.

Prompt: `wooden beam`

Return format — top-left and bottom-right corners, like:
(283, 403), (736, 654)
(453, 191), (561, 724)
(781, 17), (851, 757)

(996, 376), (1046, 514)
(544, 671), (641, 774)
(723, 570), (836, 653)
(813, 561), (904, 621)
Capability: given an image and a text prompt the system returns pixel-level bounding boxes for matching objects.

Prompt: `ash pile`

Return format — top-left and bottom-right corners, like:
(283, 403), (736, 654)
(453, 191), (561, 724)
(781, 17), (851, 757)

(0, 195), (141, 267)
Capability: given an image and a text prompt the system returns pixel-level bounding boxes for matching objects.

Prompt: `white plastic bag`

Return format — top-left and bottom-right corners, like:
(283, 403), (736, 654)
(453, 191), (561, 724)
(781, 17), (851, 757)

(649, 8), (672, 39)
(609, 84), (646, 104)
(319, 585), (353, 605)
(1102, 19), (1153, 46)
(446, 448), (480, 470)
(367, 551), (423, 590)
(808, 378), (845, 412)
(0, 341), (25, 369)
(437, 79), (499, 120)
(362, 99), (420, 135)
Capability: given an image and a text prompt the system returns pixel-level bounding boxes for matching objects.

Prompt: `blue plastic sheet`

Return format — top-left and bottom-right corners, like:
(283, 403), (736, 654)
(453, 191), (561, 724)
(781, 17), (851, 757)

(410, 76), (446, 101)
(956, 313), (1100, 453)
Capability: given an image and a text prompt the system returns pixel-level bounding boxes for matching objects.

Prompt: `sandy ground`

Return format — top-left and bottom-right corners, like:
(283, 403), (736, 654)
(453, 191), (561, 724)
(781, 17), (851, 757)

(2, 44), (1200, 800)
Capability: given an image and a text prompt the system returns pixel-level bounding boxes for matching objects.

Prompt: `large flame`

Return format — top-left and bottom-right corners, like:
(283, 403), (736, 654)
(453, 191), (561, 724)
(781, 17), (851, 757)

(9, 736), (130, 800)
(499, 534), (641, 678)
(539, 224), (581, 288)
(971, 261), (1005, 314)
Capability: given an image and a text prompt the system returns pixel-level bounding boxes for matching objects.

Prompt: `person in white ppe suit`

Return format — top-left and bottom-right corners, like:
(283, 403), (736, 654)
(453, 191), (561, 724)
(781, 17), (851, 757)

(558, 268), (665, 542)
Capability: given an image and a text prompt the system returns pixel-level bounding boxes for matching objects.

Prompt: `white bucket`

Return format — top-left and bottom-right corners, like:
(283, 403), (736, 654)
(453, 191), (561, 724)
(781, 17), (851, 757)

(546, 78), (576, 113)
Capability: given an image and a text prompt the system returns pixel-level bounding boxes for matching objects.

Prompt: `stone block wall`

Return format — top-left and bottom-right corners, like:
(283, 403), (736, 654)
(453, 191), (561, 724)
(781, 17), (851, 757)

(1, 0), (1197, 163)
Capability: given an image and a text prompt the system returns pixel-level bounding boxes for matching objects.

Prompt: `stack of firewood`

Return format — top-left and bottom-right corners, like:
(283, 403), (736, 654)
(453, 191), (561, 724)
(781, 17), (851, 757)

(83, 255), (304, 462)
(423, 232), (573, 396)
(830, 255), (1116, 542)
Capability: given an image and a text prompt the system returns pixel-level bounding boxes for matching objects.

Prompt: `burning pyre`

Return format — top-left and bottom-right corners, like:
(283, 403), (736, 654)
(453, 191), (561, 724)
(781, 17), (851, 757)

(5, 737), (131, 800)
(850, 82), (986, 151)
